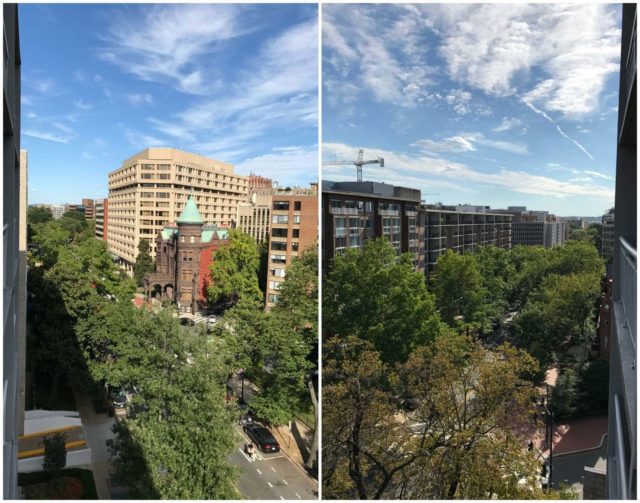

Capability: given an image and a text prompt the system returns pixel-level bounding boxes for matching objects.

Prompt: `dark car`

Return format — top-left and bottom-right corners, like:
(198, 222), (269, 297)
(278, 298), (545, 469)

(109, 385), (128, 409)
(180, 317), (195, 327)
(243, 424), (280, 453)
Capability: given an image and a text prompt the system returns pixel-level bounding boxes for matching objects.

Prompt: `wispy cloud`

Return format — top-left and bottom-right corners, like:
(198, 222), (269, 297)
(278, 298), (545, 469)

(234, 145), (318, 185)
(126, 93), (153, 105)
(24, 129), (73, 144)
(74, 98), (93, 110)
(493, 117), (523, 132)
(414, 132), (529, 155)
(324, 142), (613, 200)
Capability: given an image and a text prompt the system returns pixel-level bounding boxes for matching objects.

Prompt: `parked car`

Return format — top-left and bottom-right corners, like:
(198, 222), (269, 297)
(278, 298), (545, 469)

(207, 315), (217, 324)
(109, 385), (128, 409)
(243, 424), (280, 453)
(180, 317), (195, 327)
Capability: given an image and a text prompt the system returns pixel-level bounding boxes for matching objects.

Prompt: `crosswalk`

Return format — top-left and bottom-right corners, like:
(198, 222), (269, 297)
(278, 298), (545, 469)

(191, 313), (208, 325)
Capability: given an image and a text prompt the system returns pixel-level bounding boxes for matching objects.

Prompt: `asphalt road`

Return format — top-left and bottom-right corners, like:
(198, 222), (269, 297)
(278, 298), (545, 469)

(229, 425), (317, 500)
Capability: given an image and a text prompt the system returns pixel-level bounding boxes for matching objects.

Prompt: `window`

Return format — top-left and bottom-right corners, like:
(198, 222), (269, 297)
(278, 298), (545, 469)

(270, 254), (286, 264)
(180, 287), (192, 302)
(190, 236), (195, 243)
(291, 242), (299, 252)
(141, 173), (153, 179)
(272, 214), (289, 224)
(271, 241), (287, 251)
(269, 281), (281, 290)
(364, 201), (373, 212)
(181, 236), (185, 243)
(273, 201), (289, 211)
(294, 201), (301, 211)
(268, 294), (279, 303)
(293, 215), (300, 224)
(270, 268), (286, 278)
(292, 229), (300, 238)
(181, 268), (193, 281)
(272, 228), (288, 238)
(182, 251), (193, 262)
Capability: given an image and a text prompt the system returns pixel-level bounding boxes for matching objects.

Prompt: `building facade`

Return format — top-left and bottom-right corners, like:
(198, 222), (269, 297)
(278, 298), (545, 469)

(607, 4), (636, 499)
(508, 207), (567, 248)
(107, 148), (248, 271)
(423, 205), (512, 280)
(50, 204), (65, 219)
(144, 195), (229, 314)
(3, 4), (24, 497)
(95, 198), (108, 241)
(266, 190), (318, 309)
(602, 208), (615, 265)
(322, 181), (424, 273)
(82, 198), (95, 219)
(236, 193), (272, 244)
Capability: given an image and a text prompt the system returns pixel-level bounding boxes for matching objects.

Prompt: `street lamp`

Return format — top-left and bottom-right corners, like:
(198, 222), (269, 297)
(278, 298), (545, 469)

(542, 385), (554, 490)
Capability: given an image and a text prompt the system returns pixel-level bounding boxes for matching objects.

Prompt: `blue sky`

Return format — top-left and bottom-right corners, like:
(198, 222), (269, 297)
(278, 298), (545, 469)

(323, 4), (621, 217)
(20, 4), (318, 205)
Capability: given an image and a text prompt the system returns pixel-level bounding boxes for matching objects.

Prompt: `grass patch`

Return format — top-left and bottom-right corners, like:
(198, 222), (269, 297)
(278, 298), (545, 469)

(19, 468), (98, 499)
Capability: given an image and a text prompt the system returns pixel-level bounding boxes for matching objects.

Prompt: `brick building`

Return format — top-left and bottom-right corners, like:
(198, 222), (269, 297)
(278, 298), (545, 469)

(144, 194), (229, 314)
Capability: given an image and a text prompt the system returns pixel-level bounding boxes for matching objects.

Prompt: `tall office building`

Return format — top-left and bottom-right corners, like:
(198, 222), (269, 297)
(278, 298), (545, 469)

(423, 204), (512, 280)
(508, 207), (567, 248)
(95, 198), (108, 241)
(266, 188), (318, 309)
(3, 4), (24, 498)
(82, 198), (95, 219)
(107, 148), (248, 271)
(236, 193), (272, 244)
(322, 181), (424, 273)
(607, 4), (636, 499)
(602, 208), (615, 265)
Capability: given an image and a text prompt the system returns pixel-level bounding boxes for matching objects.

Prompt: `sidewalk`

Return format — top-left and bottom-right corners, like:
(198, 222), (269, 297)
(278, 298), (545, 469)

(228, 372), (316, 474)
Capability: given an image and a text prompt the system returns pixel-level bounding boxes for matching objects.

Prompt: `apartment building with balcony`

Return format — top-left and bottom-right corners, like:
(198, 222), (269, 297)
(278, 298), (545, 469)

(107, 148), (248, 271)
(3, 4), (25, 497)
(322, 181), (425, 273)
(95, 198), (108, 241)
(266, 187), (318, 309)
(82, 198), (94, 219)
(607, 3), (636, 499)
(423, 204), (512, 280)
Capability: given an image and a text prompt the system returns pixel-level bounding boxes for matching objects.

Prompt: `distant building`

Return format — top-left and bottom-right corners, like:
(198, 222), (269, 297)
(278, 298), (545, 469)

(144, 194), (229, 314)
(64, 203), (85, 215)
(3, 4), (25, 498)
(107, 148), (248, 272)
(236, 193), (273, 245)
(50, 204), (65, 219)
(507, 207), (566, 248)
(95, 198), (108, 241)
(423, 204), (512, 281)
(602, 208), (615, 264)
(248, 172), (274, 194)
(266, 189), (318, 309)
(606, 4), (636, 500)
(82, 198), (95, 219)
(322, 180), (424, 272)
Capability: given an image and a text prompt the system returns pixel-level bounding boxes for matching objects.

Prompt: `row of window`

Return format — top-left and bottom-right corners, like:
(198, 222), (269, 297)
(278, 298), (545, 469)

(272, 228), (301, 238)
(273, 201), (303, 211)
(271, 241), (300, 252)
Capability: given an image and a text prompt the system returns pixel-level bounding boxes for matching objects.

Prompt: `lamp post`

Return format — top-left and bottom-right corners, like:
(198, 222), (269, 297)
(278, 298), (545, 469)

(543, 384), (553, 490)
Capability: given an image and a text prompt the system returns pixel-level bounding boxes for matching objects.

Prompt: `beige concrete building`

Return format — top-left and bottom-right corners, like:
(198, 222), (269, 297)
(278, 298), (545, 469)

(107, 148), (248, 270)
(236, 193), (272, 244)
(95, 198), (108, 241)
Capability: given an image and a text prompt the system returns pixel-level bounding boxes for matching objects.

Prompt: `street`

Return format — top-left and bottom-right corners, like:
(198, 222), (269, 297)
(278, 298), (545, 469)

(230, 424), (317, 500)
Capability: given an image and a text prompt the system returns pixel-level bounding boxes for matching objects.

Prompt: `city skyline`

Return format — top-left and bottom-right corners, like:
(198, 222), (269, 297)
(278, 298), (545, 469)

(20, 3), (318, 205)
(323, 3), (621, 216)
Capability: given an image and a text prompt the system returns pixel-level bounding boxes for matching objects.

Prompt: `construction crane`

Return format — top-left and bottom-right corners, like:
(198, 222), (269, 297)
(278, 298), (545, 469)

(323, 148), (384, 182)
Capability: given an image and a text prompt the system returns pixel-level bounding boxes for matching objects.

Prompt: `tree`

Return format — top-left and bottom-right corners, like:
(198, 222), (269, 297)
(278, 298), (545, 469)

(28, 206), (53, 225)
(430, 249), (486, 327)
(324, 238), (441, 364)
(208, 229), (262, 305)
(550, 368), (579, 420)
(133, 238), (154, 287)
(43, 432), (67, 489)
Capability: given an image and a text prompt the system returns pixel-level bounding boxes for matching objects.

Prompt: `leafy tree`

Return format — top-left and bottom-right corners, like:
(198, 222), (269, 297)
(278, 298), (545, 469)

(59, 211), (87, 237)
(577, 359), (609, 416)
(133, 238), (154, 287)
(430, 249), (486, 327)
(208, 229), (262, 305)
(324, 238), (441, 364)
(28, 206), (53, 225)
(31, 221), (71, 268)
(474, 246), (514, 326)
(550, 368), (579, 420)
(43, 432), (68, 488)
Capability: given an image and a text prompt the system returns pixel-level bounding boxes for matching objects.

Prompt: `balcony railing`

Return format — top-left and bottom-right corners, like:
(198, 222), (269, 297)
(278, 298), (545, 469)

(619, 236), (636, 358)
(329, 207), (360, 215)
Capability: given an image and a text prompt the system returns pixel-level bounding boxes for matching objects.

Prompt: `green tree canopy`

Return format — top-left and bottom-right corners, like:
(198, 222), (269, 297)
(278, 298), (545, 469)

(28, 206), (53, 225)
(324, 238), (441, 364)
(208, 229), (262, 306)
(133, 238), (154, 287)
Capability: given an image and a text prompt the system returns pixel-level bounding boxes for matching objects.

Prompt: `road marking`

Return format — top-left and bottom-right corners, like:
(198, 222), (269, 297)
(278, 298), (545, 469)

(267, 482), (273, 488)
(279, 497), (284, 500)
(282, 480), (288, 485)
(271, 466), (277, 472)
(262, 455), (285, 460)
(295, 493), (301, 499)
(256, 469), (262, 475)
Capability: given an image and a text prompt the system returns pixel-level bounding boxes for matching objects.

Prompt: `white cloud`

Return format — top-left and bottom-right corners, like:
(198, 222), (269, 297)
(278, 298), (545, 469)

(428, 3), (620, 118)
(323, 142), (613, 200)
(24, 129), (73, 143)
(100, 4), (250, 95)
(234, 145), (318, 186)
(493, 117), (523, 132)
(52, 122), (76, 136)
(126, 93), (153, 105)
(74, 98), (93, 110)
(444, 89), (472, 115)
(583, 170), (614, 180)
(414, 132), (529, 155)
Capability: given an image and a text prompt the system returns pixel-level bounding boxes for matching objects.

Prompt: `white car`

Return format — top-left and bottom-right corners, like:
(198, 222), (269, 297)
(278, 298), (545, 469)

(207, 315), (217, 324)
